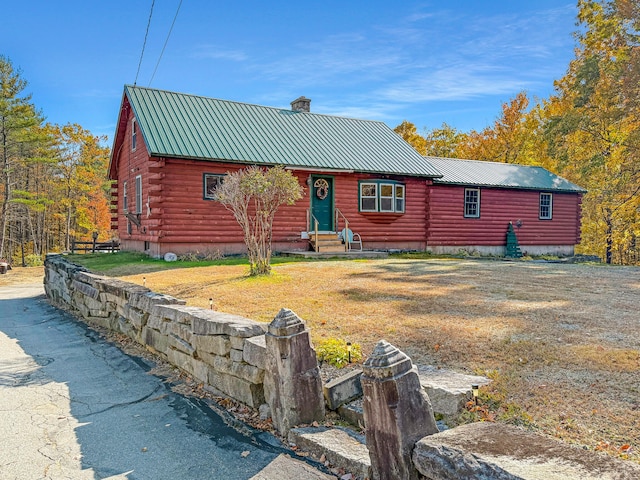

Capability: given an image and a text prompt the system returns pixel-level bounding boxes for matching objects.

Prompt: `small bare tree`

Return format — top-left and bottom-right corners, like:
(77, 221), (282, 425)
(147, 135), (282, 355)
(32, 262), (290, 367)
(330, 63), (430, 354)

(214, 165), (303, 275)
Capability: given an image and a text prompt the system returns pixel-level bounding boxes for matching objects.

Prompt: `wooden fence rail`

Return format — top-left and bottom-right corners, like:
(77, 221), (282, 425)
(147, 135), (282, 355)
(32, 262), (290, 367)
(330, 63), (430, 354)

(70, 239), (120, 254)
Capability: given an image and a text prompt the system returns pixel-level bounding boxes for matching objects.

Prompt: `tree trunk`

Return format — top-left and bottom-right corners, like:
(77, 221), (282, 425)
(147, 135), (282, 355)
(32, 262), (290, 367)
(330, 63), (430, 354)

(0, 118), (10, 259)
(605, 208), (613, 265)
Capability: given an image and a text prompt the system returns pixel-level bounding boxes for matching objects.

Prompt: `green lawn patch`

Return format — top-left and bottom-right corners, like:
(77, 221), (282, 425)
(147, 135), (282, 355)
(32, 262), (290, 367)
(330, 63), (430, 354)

(66, 252), (313, 276)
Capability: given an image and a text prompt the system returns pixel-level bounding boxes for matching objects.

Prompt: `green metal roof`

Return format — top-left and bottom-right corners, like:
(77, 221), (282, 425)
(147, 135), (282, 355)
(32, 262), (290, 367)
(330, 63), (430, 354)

(124, 85), (441, 177)
(426, 156), (586, 193)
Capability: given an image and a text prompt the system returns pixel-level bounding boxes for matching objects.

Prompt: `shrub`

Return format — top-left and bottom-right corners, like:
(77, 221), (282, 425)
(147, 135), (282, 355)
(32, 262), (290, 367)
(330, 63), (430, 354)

(178, 249), (224, 262)
(316, 338), (362, 368)
(25, 254), (44, 267)
(213, 165), (303, 275)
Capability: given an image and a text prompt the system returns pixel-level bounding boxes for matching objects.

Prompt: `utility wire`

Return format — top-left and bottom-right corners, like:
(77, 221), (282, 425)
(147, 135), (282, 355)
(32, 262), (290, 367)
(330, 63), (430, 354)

(134, 0), (156, 86)
(149, 0), (183, 86)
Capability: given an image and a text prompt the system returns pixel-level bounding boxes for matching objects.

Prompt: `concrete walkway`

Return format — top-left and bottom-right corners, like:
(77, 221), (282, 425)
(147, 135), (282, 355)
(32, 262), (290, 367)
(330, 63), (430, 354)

(0, 283), (335, 480)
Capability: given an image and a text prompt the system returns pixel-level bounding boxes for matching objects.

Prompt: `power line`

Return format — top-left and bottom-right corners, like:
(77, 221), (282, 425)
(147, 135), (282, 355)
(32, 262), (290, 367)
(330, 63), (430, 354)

(149, 0), (183, 86)
(134, 0), (156, 86)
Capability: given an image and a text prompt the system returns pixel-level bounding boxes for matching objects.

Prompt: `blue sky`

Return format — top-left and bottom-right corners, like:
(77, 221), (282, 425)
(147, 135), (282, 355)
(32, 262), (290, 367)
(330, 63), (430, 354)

(2, 1), (578, 142)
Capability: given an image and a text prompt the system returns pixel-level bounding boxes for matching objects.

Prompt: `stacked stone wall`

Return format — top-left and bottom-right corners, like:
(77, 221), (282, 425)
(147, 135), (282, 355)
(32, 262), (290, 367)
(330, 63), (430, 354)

(44, 254), (267, 407)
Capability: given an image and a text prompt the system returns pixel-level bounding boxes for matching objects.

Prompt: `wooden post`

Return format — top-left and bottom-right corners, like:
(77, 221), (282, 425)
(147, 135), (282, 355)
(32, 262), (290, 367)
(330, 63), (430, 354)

(91, 232), (98, 253)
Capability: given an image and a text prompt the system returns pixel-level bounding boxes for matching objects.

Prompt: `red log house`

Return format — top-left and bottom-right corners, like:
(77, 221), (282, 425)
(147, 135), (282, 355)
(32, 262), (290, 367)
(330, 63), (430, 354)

(108, 86), (586, 258)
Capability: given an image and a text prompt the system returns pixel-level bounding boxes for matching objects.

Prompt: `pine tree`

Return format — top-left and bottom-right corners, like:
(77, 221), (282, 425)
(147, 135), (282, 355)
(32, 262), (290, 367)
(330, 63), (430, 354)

(0, 56), (44, 260)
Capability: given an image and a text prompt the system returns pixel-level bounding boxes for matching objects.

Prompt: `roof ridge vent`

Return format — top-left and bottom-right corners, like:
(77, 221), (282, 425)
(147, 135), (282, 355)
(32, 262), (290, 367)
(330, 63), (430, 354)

(290, 96), (311, 112)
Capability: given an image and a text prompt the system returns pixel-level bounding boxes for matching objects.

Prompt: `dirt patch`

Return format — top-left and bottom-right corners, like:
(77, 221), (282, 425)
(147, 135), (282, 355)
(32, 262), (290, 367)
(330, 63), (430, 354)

(117, 258), (640, 463)
(0, 266), (44, 287)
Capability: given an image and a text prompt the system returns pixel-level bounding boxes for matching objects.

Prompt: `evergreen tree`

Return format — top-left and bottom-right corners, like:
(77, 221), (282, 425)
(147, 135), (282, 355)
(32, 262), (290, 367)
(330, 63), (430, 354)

(0, 56), (44, 260)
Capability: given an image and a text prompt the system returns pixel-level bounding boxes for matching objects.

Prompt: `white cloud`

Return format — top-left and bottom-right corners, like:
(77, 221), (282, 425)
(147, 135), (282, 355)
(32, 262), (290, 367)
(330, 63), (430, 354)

(191, 44), (248, 62)
(253, 32), (405, 84)
(315, 102), (397, 121)
(249, 3), (572, 96)
(379, 66), (532, 103)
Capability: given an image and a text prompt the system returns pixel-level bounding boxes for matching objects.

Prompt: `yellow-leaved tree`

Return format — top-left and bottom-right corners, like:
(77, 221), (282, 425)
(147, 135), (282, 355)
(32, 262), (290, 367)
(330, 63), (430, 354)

(543, 0), (640, 264)
(47, 124), (111, 251)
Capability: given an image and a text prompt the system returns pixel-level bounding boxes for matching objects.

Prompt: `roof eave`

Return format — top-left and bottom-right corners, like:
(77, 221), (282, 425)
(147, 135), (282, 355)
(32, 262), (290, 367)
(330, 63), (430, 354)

(432, 180), (586, 193)
(143, 153), (443, 178)
(107, 91), (131, 180)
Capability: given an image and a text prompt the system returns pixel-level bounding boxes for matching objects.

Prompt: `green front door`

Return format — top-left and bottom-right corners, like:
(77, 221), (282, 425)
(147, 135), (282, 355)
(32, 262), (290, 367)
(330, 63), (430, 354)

(310, 176), (334, 231)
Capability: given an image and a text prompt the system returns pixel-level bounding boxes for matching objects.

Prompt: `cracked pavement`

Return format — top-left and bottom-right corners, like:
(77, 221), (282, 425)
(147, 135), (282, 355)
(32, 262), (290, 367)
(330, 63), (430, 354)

(0, 283), (335, 480)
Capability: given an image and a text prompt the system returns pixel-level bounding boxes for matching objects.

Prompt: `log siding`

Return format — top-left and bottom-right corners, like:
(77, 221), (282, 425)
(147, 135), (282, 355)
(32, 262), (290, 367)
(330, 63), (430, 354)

(425, 184), (583, 248)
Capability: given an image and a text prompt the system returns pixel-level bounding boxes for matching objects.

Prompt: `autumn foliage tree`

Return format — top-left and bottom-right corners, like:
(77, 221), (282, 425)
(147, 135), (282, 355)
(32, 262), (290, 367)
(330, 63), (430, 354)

(0, 56), (111, 265)
(423, 123), (468, 158)
(48, 124), (111, 251)
(544, 0), (640, 264)
(456, 91), (544, 166)
(214, 165), (303, 275)
(395, 0), (640, 265)
(394, 120), (427, 155)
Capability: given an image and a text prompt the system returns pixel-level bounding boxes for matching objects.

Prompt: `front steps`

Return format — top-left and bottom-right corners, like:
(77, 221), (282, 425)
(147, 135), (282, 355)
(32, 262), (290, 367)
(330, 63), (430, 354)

(309, 232), (346, 253)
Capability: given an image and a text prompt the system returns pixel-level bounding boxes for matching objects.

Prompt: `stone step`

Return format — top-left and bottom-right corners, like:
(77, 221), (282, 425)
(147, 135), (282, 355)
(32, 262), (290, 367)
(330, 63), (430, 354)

(413, 422), (640, 480)
(288, 427), (371, 480)
(323, 369), (363, 411)
(417, 365), (491, 416)
(334, 365), (491, 427)
(249, 453), (337, 480)
(338, 401), (364, 429)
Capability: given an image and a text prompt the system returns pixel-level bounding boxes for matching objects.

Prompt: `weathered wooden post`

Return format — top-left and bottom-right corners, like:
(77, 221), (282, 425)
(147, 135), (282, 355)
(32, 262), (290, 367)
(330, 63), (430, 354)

(91, 231), (98, 253)
(362, 340), (439, 480)
(264, 308), (325, 435)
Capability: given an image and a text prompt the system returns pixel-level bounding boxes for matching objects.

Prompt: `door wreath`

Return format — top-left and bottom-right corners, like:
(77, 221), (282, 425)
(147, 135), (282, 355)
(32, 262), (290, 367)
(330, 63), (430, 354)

(314, 178), (330, 200)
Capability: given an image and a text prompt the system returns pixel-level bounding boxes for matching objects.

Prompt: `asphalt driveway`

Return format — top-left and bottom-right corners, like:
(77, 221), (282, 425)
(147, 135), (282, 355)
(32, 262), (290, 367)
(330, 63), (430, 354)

(0, 283), (333, 480)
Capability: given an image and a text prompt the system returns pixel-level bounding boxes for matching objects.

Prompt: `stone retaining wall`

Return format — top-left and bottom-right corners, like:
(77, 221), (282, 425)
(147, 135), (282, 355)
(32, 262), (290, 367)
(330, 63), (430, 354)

(44, 255), (268, 407)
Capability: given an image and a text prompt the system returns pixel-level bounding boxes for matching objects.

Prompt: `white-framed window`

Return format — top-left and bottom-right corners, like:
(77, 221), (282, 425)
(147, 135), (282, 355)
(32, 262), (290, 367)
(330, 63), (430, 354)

(379, 184), (394, 212)
(203, 174), (225, 200)
(464, 188), (480, 218)
(359, 180), (405, 213)
(123, 181), (128, 212)
(395, 184), (405, 213)
(131, 118), (137, 151)
(539, 193), (553, 220)
(360, 183), (378, 212)
(135, 175), (142, 214)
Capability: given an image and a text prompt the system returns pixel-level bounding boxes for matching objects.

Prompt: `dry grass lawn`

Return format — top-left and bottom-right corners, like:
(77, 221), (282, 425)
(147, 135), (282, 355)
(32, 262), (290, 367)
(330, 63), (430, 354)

(120, 258), (640, 463)
(5, 258), (639, 463)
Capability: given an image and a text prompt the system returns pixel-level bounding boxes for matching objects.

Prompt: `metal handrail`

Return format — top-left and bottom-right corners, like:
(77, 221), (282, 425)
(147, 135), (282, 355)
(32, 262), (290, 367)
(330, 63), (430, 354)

(335, 208), (349, 252)
(308, 210), (320, 252)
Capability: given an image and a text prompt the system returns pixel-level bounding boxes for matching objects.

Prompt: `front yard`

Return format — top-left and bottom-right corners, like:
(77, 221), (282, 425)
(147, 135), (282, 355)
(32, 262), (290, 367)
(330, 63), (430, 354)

(10, 255), (640, 462)
(118, 257), (640, 462)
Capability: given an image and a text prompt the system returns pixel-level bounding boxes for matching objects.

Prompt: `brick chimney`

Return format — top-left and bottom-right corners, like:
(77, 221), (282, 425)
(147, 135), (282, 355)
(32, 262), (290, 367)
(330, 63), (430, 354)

(290, 96), (311, 112)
